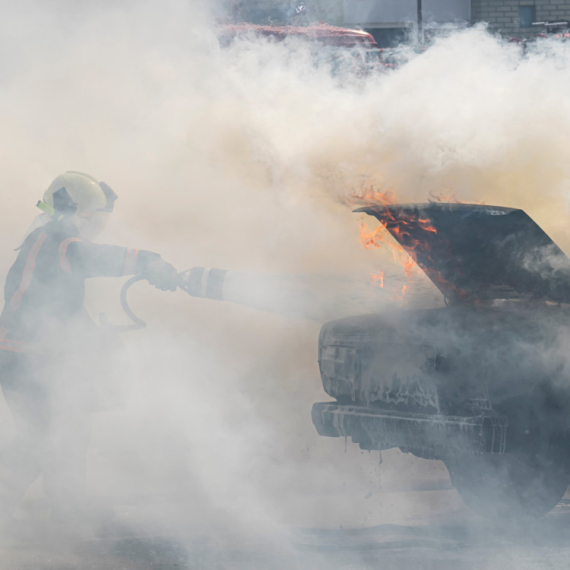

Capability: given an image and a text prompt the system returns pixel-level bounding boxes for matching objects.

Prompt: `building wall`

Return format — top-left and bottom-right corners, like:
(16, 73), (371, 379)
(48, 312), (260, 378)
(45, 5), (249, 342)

(343, 0), (470, 26)
(223, 0), (570, 41)
(472, 0), (570, 38)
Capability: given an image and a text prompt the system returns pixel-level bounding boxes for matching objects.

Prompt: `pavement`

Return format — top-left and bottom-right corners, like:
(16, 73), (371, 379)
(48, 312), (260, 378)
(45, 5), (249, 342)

(2, 494), (570, 569)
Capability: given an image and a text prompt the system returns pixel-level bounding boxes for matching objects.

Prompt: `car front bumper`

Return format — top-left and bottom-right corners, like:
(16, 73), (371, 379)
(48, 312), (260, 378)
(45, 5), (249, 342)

(312, 402), (508, 457)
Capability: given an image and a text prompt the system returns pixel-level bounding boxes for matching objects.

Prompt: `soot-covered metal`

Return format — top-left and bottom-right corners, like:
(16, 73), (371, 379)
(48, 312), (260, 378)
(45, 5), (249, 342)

(312, 203), (570, 518)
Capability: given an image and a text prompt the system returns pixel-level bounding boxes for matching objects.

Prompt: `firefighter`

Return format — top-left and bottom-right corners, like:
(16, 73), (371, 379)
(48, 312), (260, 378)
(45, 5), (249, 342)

(0, 171), (178, 531)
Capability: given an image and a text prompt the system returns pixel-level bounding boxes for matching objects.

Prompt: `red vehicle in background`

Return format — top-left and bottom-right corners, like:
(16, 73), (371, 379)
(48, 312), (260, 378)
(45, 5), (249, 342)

(217, 22), (389, 75)
(218, 22), (378, 49)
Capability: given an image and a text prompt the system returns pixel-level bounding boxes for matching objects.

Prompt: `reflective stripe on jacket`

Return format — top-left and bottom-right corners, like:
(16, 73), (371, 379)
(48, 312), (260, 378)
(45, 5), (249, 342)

(0, 221), (161, 351)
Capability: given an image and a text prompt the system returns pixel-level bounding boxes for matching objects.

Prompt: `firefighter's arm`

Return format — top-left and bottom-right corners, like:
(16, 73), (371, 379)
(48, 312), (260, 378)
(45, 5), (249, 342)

(61, 240), (178, 291)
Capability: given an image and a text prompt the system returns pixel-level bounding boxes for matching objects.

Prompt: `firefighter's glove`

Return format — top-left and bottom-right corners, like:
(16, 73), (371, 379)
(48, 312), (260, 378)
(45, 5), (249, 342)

(143, 258), (179, 292)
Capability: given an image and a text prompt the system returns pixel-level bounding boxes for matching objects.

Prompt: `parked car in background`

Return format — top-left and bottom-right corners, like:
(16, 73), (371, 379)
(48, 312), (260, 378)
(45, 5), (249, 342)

(218, 22), (387, 75)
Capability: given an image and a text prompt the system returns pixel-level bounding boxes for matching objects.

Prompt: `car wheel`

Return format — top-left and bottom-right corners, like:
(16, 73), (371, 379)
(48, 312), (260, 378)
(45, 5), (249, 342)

(444, 452), (569, 519)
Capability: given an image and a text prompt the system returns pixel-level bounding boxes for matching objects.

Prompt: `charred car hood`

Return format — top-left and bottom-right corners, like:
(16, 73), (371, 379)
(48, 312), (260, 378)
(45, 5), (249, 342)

(356, 203), (570, 304)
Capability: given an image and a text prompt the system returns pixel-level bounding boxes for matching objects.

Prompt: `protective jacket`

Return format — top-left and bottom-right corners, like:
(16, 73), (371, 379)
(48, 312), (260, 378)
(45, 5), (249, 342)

(0, 220), (161, 352)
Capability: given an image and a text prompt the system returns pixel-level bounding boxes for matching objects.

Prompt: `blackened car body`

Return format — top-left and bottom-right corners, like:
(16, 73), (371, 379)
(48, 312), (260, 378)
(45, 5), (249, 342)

(312, 203), (570, 518)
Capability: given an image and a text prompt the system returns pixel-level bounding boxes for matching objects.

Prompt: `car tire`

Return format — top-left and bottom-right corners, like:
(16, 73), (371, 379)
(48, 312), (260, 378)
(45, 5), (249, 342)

(444, 452), (569, 519)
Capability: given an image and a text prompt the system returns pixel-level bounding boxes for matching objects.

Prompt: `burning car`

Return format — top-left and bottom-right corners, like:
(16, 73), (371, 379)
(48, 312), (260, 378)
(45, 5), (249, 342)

(312, 203), (570, 518)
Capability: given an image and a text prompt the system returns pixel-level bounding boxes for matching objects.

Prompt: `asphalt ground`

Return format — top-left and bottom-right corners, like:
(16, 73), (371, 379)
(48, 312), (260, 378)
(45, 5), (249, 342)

(2, 493), (570, 569)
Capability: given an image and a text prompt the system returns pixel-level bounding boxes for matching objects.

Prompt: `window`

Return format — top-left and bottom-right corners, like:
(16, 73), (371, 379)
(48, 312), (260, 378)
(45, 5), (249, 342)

(519, 5), (535, 28)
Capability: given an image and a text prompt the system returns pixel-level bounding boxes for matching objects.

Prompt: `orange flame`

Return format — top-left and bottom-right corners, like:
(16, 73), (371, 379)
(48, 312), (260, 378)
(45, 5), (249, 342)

(371, 270), (384, 288)
(350, 186), (442, 298)
(359, 223), (385, 250)
(350, 185), (474, 304)
(356, 192), (437, 283)
(360, 222), (422, 280)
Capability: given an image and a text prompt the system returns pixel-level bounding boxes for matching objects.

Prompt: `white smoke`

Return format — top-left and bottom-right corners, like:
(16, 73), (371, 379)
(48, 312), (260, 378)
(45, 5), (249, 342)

(1, 0), (570, 565)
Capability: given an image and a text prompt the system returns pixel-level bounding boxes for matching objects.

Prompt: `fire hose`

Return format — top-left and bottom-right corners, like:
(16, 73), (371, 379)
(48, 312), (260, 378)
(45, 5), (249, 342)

(117, 266), (388, 330)
(118, 275), (148, 331)
(119, 270), (198, 331)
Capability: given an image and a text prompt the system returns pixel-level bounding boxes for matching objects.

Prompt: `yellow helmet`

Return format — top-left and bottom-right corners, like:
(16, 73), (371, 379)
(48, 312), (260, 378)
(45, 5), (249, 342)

(38, 171), (117, 218)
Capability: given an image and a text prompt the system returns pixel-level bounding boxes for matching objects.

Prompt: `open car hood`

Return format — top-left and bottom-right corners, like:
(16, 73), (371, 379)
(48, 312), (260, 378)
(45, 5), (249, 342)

(356, 203), (570, 304)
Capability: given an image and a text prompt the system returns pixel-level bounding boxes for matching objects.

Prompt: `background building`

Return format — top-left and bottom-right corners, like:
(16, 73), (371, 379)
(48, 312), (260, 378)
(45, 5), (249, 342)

(223, 1), (570, 45)
(472, 0), (570, 38)
(346, 0), (570, 44)
(344, 0), (470, 45)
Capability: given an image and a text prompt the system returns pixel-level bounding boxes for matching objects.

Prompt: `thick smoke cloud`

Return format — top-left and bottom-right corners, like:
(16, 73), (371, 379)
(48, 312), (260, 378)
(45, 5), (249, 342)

(1, 0), (570, 563)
